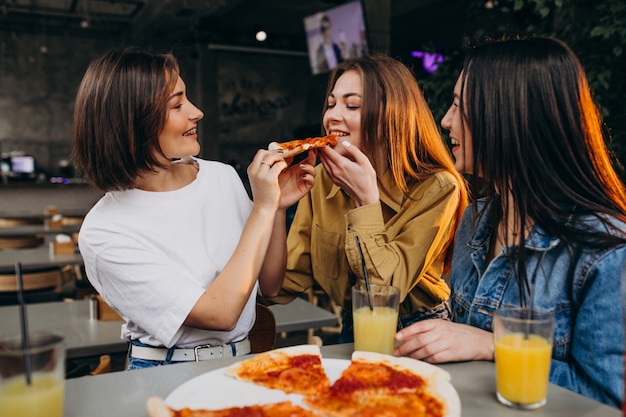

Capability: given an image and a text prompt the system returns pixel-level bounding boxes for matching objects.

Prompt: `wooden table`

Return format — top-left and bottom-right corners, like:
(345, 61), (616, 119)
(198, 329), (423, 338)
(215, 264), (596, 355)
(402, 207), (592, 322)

(63, 343), (620, 417)
(0, 298), (338, 359)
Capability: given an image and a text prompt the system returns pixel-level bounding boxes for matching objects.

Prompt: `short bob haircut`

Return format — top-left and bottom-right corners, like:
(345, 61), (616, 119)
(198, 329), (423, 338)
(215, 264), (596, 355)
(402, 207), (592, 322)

(71, 47), (180, 191)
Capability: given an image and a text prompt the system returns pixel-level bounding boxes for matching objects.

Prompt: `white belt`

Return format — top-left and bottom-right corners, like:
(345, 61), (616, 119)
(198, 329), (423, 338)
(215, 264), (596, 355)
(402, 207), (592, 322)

(129, 338), (251, 362)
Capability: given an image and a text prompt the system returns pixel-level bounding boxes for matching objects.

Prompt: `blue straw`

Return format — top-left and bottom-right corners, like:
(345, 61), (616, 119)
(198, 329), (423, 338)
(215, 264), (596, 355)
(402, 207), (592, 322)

(15, 262), (32, 385)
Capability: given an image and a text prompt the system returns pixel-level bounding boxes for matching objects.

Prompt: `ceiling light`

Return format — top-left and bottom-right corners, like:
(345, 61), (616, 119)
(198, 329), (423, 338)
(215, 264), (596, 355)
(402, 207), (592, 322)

(255, 30), (267, 42)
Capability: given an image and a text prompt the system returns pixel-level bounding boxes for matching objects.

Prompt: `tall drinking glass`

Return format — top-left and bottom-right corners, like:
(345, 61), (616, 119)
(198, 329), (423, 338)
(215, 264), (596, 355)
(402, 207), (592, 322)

(493, 307), (554, 410)
(0, 332), (65, 417)
(352, 284), (400, 355)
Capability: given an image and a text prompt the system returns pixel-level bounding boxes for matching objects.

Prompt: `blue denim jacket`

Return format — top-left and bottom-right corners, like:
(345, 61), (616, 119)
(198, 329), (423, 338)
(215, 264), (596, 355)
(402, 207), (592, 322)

(449, 201), (625, 408)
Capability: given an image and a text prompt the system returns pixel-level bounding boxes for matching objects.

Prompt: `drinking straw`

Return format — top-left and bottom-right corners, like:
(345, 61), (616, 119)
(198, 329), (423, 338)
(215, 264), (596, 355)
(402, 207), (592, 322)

(15, 261), (32, 385)
(355, 236), (374, 311)
(525, 250), (547, 338)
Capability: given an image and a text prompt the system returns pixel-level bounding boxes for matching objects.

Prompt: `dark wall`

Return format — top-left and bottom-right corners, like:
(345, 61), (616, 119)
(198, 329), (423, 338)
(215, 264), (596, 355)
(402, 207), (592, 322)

(0, 33), (327, 178)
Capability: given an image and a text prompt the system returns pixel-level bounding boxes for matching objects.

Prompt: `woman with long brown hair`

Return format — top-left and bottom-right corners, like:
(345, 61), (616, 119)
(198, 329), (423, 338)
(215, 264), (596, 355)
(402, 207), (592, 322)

(269, 53), (468, 342)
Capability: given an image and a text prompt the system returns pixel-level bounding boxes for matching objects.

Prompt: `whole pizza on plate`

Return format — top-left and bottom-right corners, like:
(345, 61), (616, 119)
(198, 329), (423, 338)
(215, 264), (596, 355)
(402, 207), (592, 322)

(147, 345), (461, 417)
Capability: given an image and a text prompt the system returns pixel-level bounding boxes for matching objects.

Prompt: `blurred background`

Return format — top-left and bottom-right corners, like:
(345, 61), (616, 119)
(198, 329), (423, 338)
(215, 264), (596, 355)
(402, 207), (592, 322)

(0, 0), (624, 184)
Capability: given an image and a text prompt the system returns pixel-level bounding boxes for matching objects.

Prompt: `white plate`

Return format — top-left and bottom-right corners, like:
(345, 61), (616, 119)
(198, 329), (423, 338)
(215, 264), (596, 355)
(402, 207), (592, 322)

(165, 358), (461, 417)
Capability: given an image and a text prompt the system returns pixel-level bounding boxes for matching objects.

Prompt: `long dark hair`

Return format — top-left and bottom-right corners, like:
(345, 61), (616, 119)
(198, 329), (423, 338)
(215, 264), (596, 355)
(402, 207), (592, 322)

(460, 37), (626, 298)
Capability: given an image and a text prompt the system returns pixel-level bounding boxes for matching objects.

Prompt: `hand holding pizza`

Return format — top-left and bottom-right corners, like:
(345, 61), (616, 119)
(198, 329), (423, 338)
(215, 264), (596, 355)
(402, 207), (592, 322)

(276, 151), (317, 209)
(394, 318), (495, 363)
(318, 140), (379, 207)
(247, 150), (288, 212)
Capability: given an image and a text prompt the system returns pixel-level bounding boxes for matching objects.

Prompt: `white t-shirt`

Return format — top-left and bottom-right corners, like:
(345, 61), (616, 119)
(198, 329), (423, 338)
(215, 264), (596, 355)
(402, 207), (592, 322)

(78, 158), (256, 348)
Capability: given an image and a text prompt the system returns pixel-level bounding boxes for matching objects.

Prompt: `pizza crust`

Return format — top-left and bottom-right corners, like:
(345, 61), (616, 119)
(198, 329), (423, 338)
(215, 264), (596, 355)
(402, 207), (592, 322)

(351, 351), (460, 417)
(351, 351), (451, 382)
(147, 396), (174, 417)
(267, 134), (337, 158)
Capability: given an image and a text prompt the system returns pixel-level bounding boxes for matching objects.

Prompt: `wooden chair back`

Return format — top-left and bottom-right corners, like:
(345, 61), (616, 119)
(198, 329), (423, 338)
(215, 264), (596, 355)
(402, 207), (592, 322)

(93, 294), (123, 321)
(0, 267), (65, 306)
(0, 234), (45, 250)
(89, 355), (112, 375)
(249, 303), (276, 353)
(0, 268), (63, 292)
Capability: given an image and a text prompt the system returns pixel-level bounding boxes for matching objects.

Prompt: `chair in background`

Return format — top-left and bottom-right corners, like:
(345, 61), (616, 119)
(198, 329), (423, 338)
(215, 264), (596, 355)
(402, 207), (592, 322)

(66, 354), (112, 379)
(92, 294), (123, 321)
(0, 218), (41, 228)
(0, 266), (67, 306)
(89, 355), (111, 375)
(249, 303), (276, 353)
(0, 234), (45, 250)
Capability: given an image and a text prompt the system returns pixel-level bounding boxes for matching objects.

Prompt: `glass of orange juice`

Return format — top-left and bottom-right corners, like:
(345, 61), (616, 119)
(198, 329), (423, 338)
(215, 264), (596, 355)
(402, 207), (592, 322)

(0, 331), (65, 417)
(352, 284), (400, 355)
(493, 307), (554, 410)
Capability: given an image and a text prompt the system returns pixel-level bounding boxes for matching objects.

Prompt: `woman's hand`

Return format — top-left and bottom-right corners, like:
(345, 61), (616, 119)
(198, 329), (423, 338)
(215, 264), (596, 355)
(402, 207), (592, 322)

(319, 141), (379, 207)
(394, 319), (495, 363)
(247, 150), (287, 212)
(276, 151), (317, 209)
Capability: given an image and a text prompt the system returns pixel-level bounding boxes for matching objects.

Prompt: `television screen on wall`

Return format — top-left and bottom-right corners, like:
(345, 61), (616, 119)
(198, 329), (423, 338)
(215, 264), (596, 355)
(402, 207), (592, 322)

(303, 0), (368, 75)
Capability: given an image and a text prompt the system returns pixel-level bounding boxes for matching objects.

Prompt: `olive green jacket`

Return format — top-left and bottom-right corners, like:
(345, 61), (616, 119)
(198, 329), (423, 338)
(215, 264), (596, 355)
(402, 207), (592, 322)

(269, 165), (462, 316)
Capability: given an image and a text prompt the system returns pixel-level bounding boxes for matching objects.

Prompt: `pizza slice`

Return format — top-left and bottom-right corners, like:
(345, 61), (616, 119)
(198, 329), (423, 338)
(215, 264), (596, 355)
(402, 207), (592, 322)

(147, 396), (314, 417)
(268, 134), (338, 158)
(304, 351), (461, 417)
(224, 344), (330, 396)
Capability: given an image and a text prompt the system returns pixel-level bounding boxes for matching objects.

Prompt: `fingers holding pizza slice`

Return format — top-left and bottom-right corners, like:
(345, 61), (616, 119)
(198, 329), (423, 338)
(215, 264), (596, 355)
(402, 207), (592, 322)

(268, 134), (338, 158)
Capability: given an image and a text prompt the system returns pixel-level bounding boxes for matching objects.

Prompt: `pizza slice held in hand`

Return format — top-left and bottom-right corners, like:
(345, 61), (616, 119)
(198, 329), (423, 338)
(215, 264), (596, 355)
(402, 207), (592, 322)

(268, 134), (338, 158)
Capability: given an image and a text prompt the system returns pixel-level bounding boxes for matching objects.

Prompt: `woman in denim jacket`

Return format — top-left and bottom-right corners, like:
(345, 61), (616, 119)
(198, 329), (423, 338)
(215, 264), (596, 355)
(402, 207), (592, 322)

(394, 37), (626, 408)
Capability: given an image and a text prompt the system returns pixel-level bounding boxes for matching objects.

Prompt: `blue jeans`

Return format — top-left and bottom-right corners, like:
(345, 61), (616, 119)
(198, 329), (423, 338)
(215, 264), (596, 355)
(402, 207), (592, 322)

(339, 302), (450, 344)
(126, 340), (187, 370)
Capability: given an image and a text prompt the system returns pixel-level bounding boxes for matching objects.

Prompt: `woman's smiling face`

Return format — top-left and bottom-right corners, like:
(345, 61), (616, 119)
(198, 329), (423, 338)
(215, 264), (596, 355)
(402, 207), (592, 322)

(158, 76), (204, 161)
(441, 72), (474, 175)
(323, 70), (363, 149)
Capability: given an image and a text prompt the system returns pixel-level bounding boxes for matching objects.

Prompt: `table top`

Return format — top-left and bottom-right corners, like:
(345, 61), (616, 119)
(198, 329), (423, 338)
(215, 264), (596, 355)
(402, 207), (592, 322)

(270, 297), (338, 333)
(0, 245), (84, 269)
(63, 343), (619, 417)
(0, 298), (338, 359)
(0, 299), (126, 359)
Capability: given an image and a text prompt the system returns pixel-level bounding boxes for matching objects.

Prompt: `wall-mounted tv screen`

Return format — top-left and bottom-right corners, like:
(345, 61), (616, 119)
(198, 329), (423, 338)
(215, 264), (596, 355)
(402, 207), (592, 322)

(303, 0), (368, 75)
(10, 155), (35, 174)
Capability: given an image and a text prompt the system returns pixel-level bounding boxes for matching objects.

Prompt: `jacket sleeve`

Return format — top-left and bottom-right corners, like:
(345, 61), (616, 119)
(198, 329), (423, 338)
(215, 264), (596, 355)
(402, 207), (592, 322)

(345, 175), (461, 301)
(549, 245), (625, 408)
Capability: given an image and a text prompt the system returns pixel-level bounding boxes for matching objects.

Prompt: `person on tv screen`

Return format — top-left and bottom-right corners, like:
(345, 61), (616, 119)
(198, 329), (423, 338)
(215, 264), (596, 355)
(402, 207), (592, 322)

(315, 14), (343, 73)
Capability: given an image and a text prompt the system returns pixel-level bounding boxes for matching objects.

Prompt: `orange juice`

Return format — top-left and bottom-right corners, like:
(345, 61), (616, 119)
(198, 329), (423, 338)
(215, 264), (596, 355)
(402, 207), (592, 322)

(495, 333), (552, 405)
(0, 373), (64, 417)
(353, 305), (398, 354)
